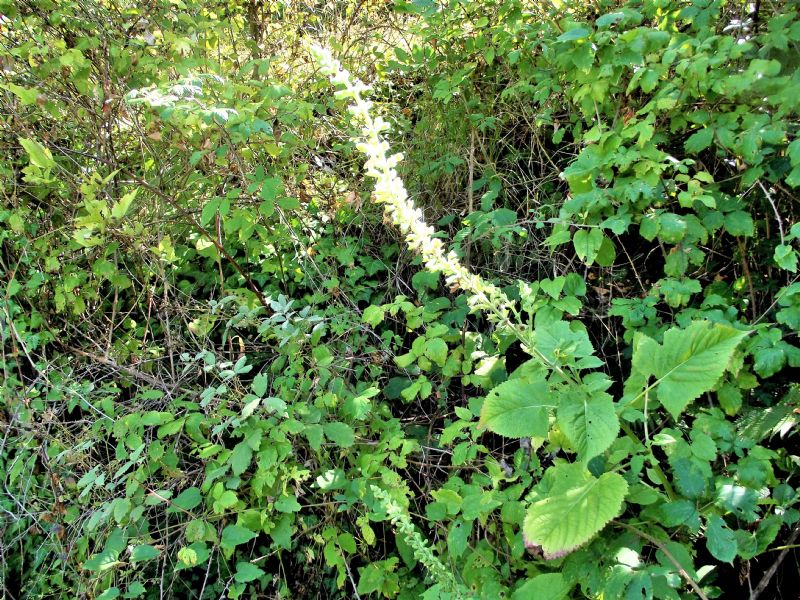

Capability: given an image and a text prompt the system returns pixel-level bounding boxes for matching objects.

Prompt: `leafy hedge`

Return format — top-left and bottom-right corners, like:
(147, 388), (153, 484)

(1, 0), (799, 599)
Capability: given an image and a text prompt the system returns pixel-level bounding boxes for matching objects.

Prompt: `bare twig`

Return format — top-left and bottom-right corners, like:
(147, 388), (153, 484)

(750, 524), (800, 600)
(759, 181), (785, 244)
(66, 346), (179, 395)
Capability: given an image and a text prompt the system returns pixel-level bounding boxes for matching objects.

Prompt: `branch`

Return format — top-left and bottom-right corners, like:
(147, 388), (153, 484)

(614, 521), (709, 600)
(122, 170), (271, 311)
(67, 346), (181, 395)
(750, 524), (800, 600)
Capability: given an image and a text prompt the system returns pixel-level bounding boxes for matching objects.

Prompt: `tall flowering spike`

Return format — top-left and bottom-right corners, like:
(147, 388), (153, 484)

(308, 42), (512, 324)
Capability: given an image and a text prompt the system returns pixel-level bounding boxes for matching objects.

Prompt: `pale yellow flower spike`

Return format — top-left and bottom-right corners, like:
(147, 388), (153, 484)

(308, 43), (512, 326)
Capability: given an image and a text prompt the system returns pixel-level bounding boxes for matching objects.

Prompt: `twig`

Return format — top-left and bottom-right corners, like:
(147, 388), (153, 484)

(750, 524), (800, 600)
(614, 521), (709, 600)
(465, 127), (476, 268)
(66, 346), (179, 395)
(343, 558), (362, 600)
(736, 237), (758, 322)
(759, 181), (785, 244)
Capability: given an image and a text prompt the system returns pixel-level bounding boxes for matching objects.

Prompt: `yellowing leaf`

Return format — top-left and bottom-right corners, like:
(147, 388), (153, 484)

(111, 189), (138, 220)
(523, 464), (627, 558)
(19, 137), (54, 169)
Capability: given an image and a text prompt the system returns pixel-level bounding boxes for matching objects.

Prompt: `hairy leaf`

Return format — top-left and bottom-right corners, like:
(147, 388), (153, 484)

(632, 322), (749, 419)
(523, 463), (627, 558)
(479, 377), (553, 438)
(557, 390), (619, 460)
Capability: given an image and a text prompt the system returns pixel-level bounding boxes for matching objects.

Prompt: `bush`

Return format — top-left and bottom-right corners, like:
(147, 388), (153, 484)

(1, 1), (799, 598)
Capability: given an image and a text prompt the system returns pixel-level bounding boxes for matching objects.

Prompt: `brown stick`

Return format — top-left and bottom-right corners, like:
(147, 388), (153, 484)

(750, 524), (800, 600)
(123, 171), (270, 310)
(67, 346), (179, 395)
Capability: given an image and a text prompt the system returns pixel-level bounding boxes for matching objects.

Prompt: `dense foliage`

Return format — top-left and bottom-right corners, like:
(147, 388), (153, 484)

(2, 0), (800, 598)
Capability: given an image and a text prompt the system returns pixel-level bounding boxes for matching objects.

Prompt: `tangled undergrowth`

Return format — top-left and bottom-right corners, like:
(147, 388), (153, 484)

(2, 1), (800, 599)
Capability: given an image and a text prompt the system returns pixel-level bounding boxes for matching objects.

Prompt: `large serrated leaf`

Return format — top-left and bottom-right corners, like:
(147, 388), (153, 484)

(523, 464), (627, 558)
(557, 390), (619, 461)
(478, 377), (553, 439)
(631, 322), (749, 419)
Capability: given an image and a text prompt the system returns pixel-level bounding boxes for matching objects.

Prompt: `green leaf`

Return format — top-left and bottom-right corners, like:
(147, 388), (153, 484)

(19, 137), (55, 169)
(362, 305), (384, 327)
(724, 211), (754, 237)
(111, 189), (138, 220)
(3, 83), (39, 105)
(357, 559), (398, 595)
(185, 520), (207, 542)
(706, 515), (737, 563)
(412, 270), (439, 292)
(594, 235), (616, 267)
(633, 322), (749, 419)
(96, 588), (120, 600)
(130, 544), (160, 562)
(479, 376), (552, 438)
(573, 228), (603, 265)
(512, 573), (571, 600)
(447, 519), (470, 559)
(532, 321), (596, 365)
(278, 197), (300, 210)
(558, 27), (590, 42)
(684, 128), (714, 153)
(323, 421), (355, 447)
(221, 524), (258, 549)
(424, 337), (448, 367)
(523, 464), (628, 558)
(142, 411), (172, 426)
(274, 495), (301, 513)
(774, 244), (798, 272)
(234, 561), (265, 583)
(787, 165), (800, 187)
(251, 373), (269, 397)
(557, 391), (619, 461)
(670, 457), (708, 498)
(213, 490), (238, 513)
(171, 487), (202, 511)
(657, 213), (687, 244)
(338, 532), (357, 554)
(270, 514), (294, 548)
(230, 441), (253, 476)
(639, 213), (660, 241)
(201, 197), (221, 227)
(19, 138), (56, 169)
